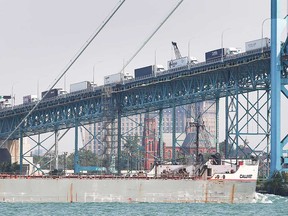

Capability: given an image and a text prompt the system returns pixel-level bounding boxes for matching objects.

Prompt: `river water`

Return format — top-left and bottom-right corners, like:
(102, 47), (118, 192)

(0, 193), (286, 216)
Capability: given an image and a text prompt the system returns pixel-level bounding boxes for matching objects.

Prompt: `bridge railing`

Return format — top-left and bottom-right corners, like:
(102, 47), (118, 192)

(0, 47), (271, 115)
(123, 48), (270, 85)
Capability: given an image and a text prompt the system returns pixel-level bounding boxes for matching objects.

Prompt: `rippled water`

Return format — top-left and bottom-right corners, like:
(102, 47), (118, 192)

(0, 193), (287, 216)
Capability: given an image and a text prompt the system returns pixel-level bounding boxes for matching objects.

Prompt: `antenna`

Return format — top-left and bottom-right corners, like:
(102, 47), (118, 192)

(64, 74), (66, 91)
(154, 49), (157, 66)
(93, 65), (95, 84)
(11, 85), (14, 106)
(188, 39), (191, 60)
(122, 59), (125, 74)
(37, 80), (39, 100)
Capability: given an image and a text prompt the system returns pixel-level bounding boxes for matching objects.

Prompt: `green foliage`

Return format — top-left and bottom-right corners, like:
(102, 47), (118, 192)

(219, 140), (236, 157)
(66, 149), (102, 170)
(176, 152), (188, 164)
(0, 162), (20, 174)
(33, 150), (102, 170)
(0, 162), (11, 173)
(32, 155), (52, 169)
(265, 172), (285, 195)
(263, 171), (288, 196)
(219, 140), (225, 156)
(121, 135), (143, 171)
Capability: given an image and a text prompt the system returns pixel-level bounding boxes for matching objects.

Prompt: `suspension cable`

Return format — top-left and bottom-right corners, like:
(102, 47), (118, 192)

(0, 0), (126, 147)
(119, 0), (184, 73)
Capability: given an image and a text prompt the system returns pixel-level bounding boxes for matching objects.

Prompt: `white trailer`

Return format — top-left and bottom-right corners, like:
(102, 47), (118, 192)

(104, 73), (133, 85)
(70, 81), (92, 93)
(0, 101), (11, 109)
(168, 56), (197, 69)
(245, 38), (270, 52)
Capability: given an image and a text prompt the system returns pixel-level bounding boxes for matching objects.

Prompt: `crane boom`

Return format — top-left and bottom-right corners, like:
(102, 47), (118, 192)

(172, 41), (182, 59)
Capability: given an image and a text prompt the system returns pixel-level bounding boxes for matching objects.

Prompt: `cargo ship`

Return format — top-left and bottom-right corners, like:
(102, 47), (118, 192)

(0, 157), (258, 203)
(0, 39), (267, 204)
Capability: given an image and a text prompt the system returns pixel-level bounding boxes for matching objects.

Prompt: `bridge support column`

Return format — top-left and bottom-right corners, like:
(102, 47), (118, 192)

(270, 0), (282, 175)
(225, 92), (229, 158)
(235, 90), (239, 161)
(172, 104), (176, 164)
(55, 130), (59, 170)
(226, 90), (270, 178)
(74, 121), (79, 174)
(117, 111), (122, 175)
(216, 98), (219, 153)
(93, 123), (96, 155)
(37, 134), (41, 157)
(20, 131), (23, 174)
(158, 109), (163, 163)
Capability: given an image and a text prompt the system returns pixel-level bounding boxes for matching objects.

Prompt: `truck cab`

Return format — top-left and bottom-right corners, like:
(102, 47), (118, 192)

(226, 47), (241, 55)
(189, 56), (198, 64)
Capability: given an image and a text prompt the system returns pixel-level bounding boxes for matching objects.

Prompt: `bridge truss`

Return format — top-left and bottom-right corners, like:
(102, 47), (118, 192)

(0, 40), (287, 177)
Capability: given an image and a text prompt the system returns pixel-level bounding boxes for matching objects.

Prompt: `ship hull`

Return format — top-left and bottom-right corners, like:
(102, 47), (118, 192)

(0, 177), (256, 203)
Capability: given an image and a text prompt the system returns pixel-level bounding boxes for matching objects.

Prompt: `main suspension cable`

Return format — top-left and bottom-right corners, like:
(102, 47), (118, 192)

(119, 0), (184, 74)
(1, 0), (126, 147)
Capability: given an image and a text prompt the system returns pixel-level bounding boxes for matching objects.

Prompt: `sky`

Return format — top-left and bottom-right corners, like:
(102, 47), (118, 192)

(0, 0), (287, 153)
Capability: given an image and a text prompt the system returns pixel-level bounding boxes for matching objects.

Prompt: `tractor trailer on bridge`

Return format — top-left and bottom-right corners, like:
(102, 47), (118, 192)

(70, 81), (92, 93)
(245, 38), (270, 52)
(104, 72), (133, 85)
(41, 88), (67, 100)
(134, 65), (165, 79)
(23, 95), (38, 104)
(205, 47), (241, 62)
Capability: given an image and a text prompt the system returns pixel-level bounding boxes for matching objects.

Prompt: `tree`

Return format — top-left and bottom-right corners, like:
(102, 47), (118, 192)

(219, 140), (236, 157)
(219, 140), (226, 156)
(0, 162), (20, 174)
(32, 150), (102, 171)
(66, 149), (104, 170)
(32, 154), (53, 170)
(265, 171), (285, 195)
(121, 135), (143, 171)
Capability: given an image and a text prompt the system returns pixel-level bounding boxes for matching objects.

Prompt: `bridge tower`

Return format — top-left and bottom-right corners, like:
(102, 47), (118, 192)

(270, 0), (285, 175)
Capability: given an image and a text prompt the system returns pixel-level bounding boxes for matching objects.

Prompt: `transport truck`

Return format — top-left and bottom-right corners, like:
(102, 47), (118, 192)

(134, 65), (165, 79)
(41, 88), (67, 100)
(205, 47), (240, 62)
(104, 72), (133, 85)
(0, 95), (12, 109)
(23, 95), (38, 104)
(70, 81), (92, 93)
(168, 56), (198, 69)
(0, 101), (11, 109)
(245, 38), (270, 52)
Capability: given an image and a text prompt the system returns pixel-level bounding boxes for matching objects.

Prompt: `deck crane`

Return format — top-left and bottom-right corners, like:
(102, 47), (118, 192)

(172, 41), (182, 59)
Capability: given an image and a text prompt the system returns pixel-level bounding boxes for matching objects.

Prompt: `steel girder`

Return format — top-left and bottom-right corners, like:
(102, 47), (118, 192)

(0, 47), (284, 177)
(225, 90), (271, 178)
(0, 50), (275, 145)
(0, 88), (116, 139)
(118, 53), (271, 115)
(279, 36), (288, 171)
